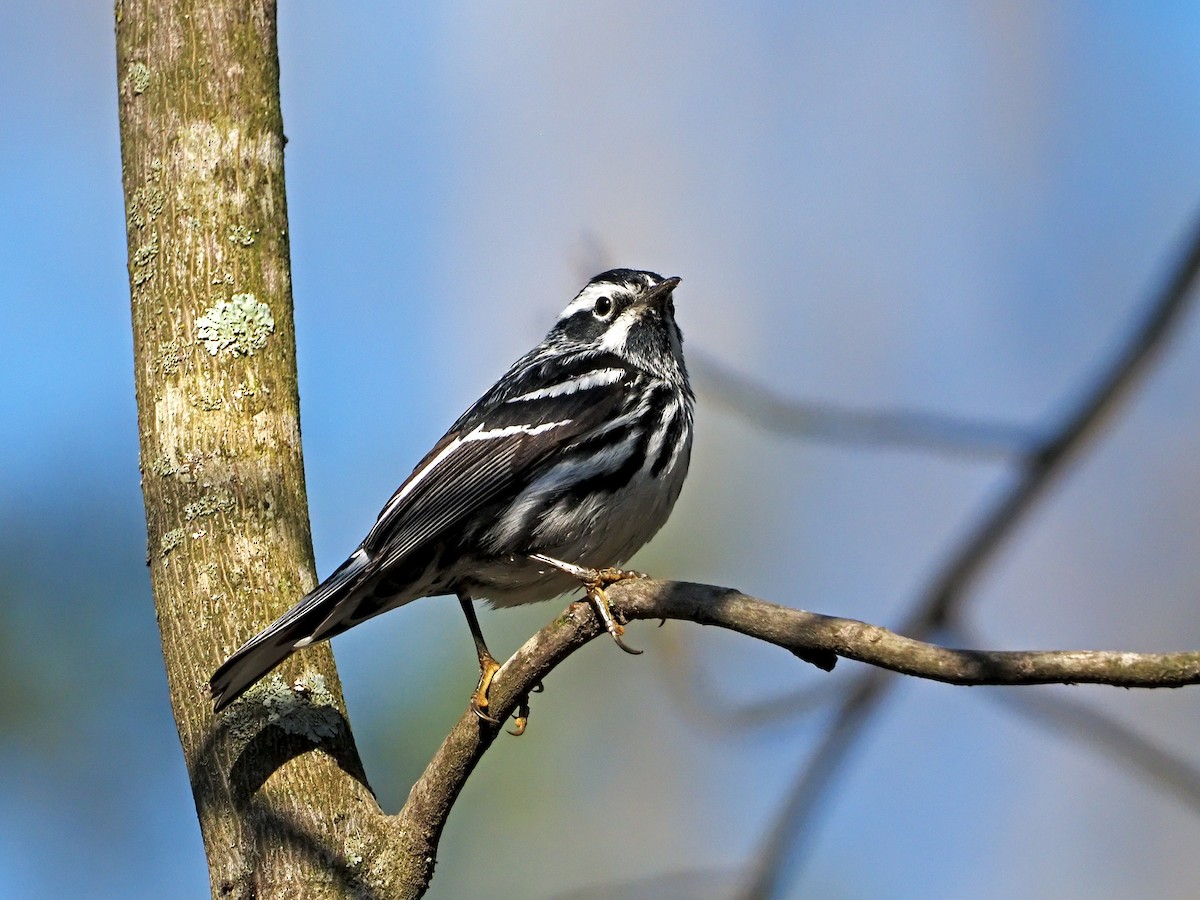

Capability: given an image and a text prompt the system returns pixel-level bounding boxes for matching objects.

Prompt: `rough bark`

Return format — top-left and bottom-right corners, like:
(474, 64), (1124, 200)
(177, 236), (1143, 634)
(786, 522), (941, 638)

(116, 3), (406, 896)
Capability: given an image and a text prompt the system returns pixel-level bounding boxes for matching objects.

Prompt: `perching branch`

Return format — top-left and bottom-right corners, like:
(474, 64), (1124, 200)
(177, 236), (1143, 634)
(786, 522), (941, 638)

(395, 575), (1200, 876)
(656, 625), (838, 732)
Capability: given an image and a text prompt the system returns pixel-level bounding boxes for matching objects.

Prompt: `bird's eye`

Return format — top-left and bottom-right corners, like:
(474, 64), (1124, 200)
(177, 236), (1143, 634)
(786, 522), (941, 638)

(593, 296), (613, 318)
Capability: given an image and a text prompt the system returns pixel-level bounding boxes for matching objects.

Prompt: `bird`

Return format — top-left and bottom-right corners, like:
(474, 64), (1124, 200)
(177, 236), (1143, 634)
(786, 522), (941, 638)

(209, 269), (694, 724)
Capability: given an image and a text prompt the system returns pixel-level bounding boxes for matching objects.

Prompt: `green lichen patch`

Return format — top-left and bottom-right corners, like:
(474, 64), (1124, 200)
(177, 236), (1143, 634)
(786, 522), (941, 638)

(193, 390), (224, 411)
(343, 834), (366, 868)
(227, 563), (248, 587)
(222, 672), (342, 748)
(196, 293), (274, 357)
(126, 185), (164, 230)
(159, 339), (181, 375)
(184, 488), (236, 521)
(128, 61), (151, 94)
(147, 453), (189, 478)
(227, 224), (255, 246)
(159, 527), (185, 557)
(231, 380), (257, 400)
(132, 236), (159, 285)
(143, 185), (164, 219)
(262, 671), (341, 742)
(293, 671), (335, 706)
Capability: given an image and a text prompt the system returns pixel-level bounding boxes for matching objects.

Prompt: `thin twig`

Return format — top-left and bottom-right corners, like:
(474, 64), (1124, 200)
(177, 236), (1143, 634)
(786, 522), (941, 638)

(740, 667), (893, 900)
(748, 207), (1200, 898)
(693, 350), (1036, 460)
(575, 240), (1036, 462)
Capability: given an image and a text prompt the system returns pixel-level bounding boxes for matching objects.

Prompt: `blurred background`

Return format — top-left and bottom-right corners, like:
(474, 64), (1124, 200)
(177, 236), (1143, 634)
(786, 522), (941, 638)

(4, 2), (1200, 897)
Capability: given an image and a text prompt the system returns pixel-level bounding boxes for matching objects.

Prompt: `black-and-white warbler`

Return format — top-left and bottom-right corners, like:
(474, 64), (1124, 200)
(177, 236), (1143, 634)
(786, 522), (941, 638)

(210, 269), (693, 721)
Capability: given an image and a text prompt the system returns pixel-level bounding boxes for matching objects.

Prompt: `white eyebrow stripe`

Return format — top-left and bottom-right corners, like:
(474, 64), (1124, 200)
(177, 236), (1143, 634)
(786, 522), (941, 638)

(505, 367), (625, 403)
(557, 282), (623, 321)
(559, 295), (599, 320)
(463, 419), (574, 441)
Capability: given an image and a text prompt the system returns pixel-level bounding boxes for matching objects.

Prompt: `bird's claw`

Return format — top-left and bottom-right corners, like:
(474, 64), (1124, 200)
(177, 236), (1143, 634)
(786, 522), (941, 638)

(609, 627), (643, 655)
(529, 553), (648, 653)
(586, 584), (642, 654)
(595, 566), (648, 583)
(508, 694), (533, 736)
(469, 653), (503, 724)
(470, 656), (542, 734)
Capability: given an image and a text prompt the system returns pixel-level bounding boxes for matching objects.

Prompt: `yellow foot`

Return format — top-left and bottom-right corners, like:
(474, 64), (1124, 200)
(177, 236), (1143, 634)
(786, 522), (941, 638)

(529, 554), (646, 654)
(594, 565), (648, 584)
(508, 694), (532, 737)
(505, 681), (545, 737)
(469, 653), (502, 724)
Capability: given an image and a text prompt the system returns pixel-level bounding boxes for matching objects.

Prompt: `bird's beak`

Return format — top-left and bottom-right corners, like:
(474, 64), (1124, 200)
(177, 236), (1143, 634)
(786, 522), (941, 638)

(642, 276), (681, 310)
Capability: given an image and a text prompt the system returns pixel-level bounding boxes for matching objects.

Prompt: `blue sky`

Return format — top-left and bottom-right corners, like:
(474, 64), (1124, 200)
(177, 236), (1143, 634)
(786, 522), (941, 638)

(3, 3), (1200, 897)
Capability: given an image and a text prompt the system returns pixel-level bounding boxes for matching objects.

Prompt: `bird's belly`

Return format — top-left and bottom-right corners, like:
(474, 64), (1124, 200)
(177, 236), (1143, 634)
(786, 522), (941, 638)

(467, 451), (689, 608)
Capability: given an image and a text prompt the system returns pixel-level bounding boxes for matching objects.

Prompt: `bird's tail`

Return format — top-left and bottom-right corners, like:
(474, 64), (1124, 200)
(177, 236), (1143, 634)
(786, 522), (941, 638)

(209, 549), (370, 712)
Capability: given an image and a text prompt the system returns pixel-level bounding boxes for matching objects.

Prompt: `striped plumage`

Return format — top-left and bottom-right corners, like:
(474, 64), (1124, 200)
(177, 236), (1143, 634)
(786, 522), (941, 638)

(210, 269), (693, 715)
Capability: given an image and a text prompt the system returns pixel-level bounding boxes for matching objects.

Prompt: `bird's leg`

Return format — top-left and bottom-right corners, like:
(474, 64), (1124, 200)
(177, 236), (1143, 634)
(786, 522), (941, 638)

(529, 554), (645, 655)
(458, 593), (501, 724)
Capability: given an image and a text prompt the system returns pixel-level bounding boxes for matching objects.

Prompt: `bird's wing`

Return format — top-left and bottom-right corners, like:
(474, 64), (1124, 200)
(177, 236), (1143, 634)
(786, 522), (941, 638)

(363, 356), (633, 567)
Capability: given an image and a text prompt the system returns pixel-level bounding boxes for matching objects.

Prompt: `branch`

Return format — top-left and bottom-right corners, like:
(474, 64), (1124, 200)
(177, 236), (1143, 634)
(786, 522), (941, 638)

(924, 618), (1200, 817)
(749, 204), (1200, 897)
(692, 351), (1036, 461)
(395, 577), (1200, 872)
(917, 210), (1200, 631)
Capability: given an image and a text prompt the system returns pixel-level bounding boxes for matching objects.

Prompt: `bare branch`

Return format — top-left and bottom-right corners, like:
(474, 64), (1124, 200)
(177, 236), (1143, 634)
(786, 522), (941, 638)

(917, 214), (1200, 631)
(751, 205), (1200, 897)
(945, 618), (1200, 817)
(740, 666), (892, 900)
(692, 350), (1036, 460)
(396, 577), (1200, 873)
(622, 581), (1200, 688)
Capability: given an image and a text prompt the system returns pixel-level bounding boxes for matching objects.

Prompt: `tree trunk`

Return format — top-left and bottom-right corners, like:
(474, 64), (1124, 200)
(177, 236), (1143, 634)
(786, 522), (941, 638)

(115, 2), (413, 895)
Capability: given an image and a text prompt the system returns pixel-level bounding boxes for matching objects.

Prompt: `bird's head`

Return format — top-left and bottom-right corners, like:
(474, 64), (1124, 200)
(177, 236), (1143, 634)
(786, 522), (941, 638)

(550, 269), (687, 384)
